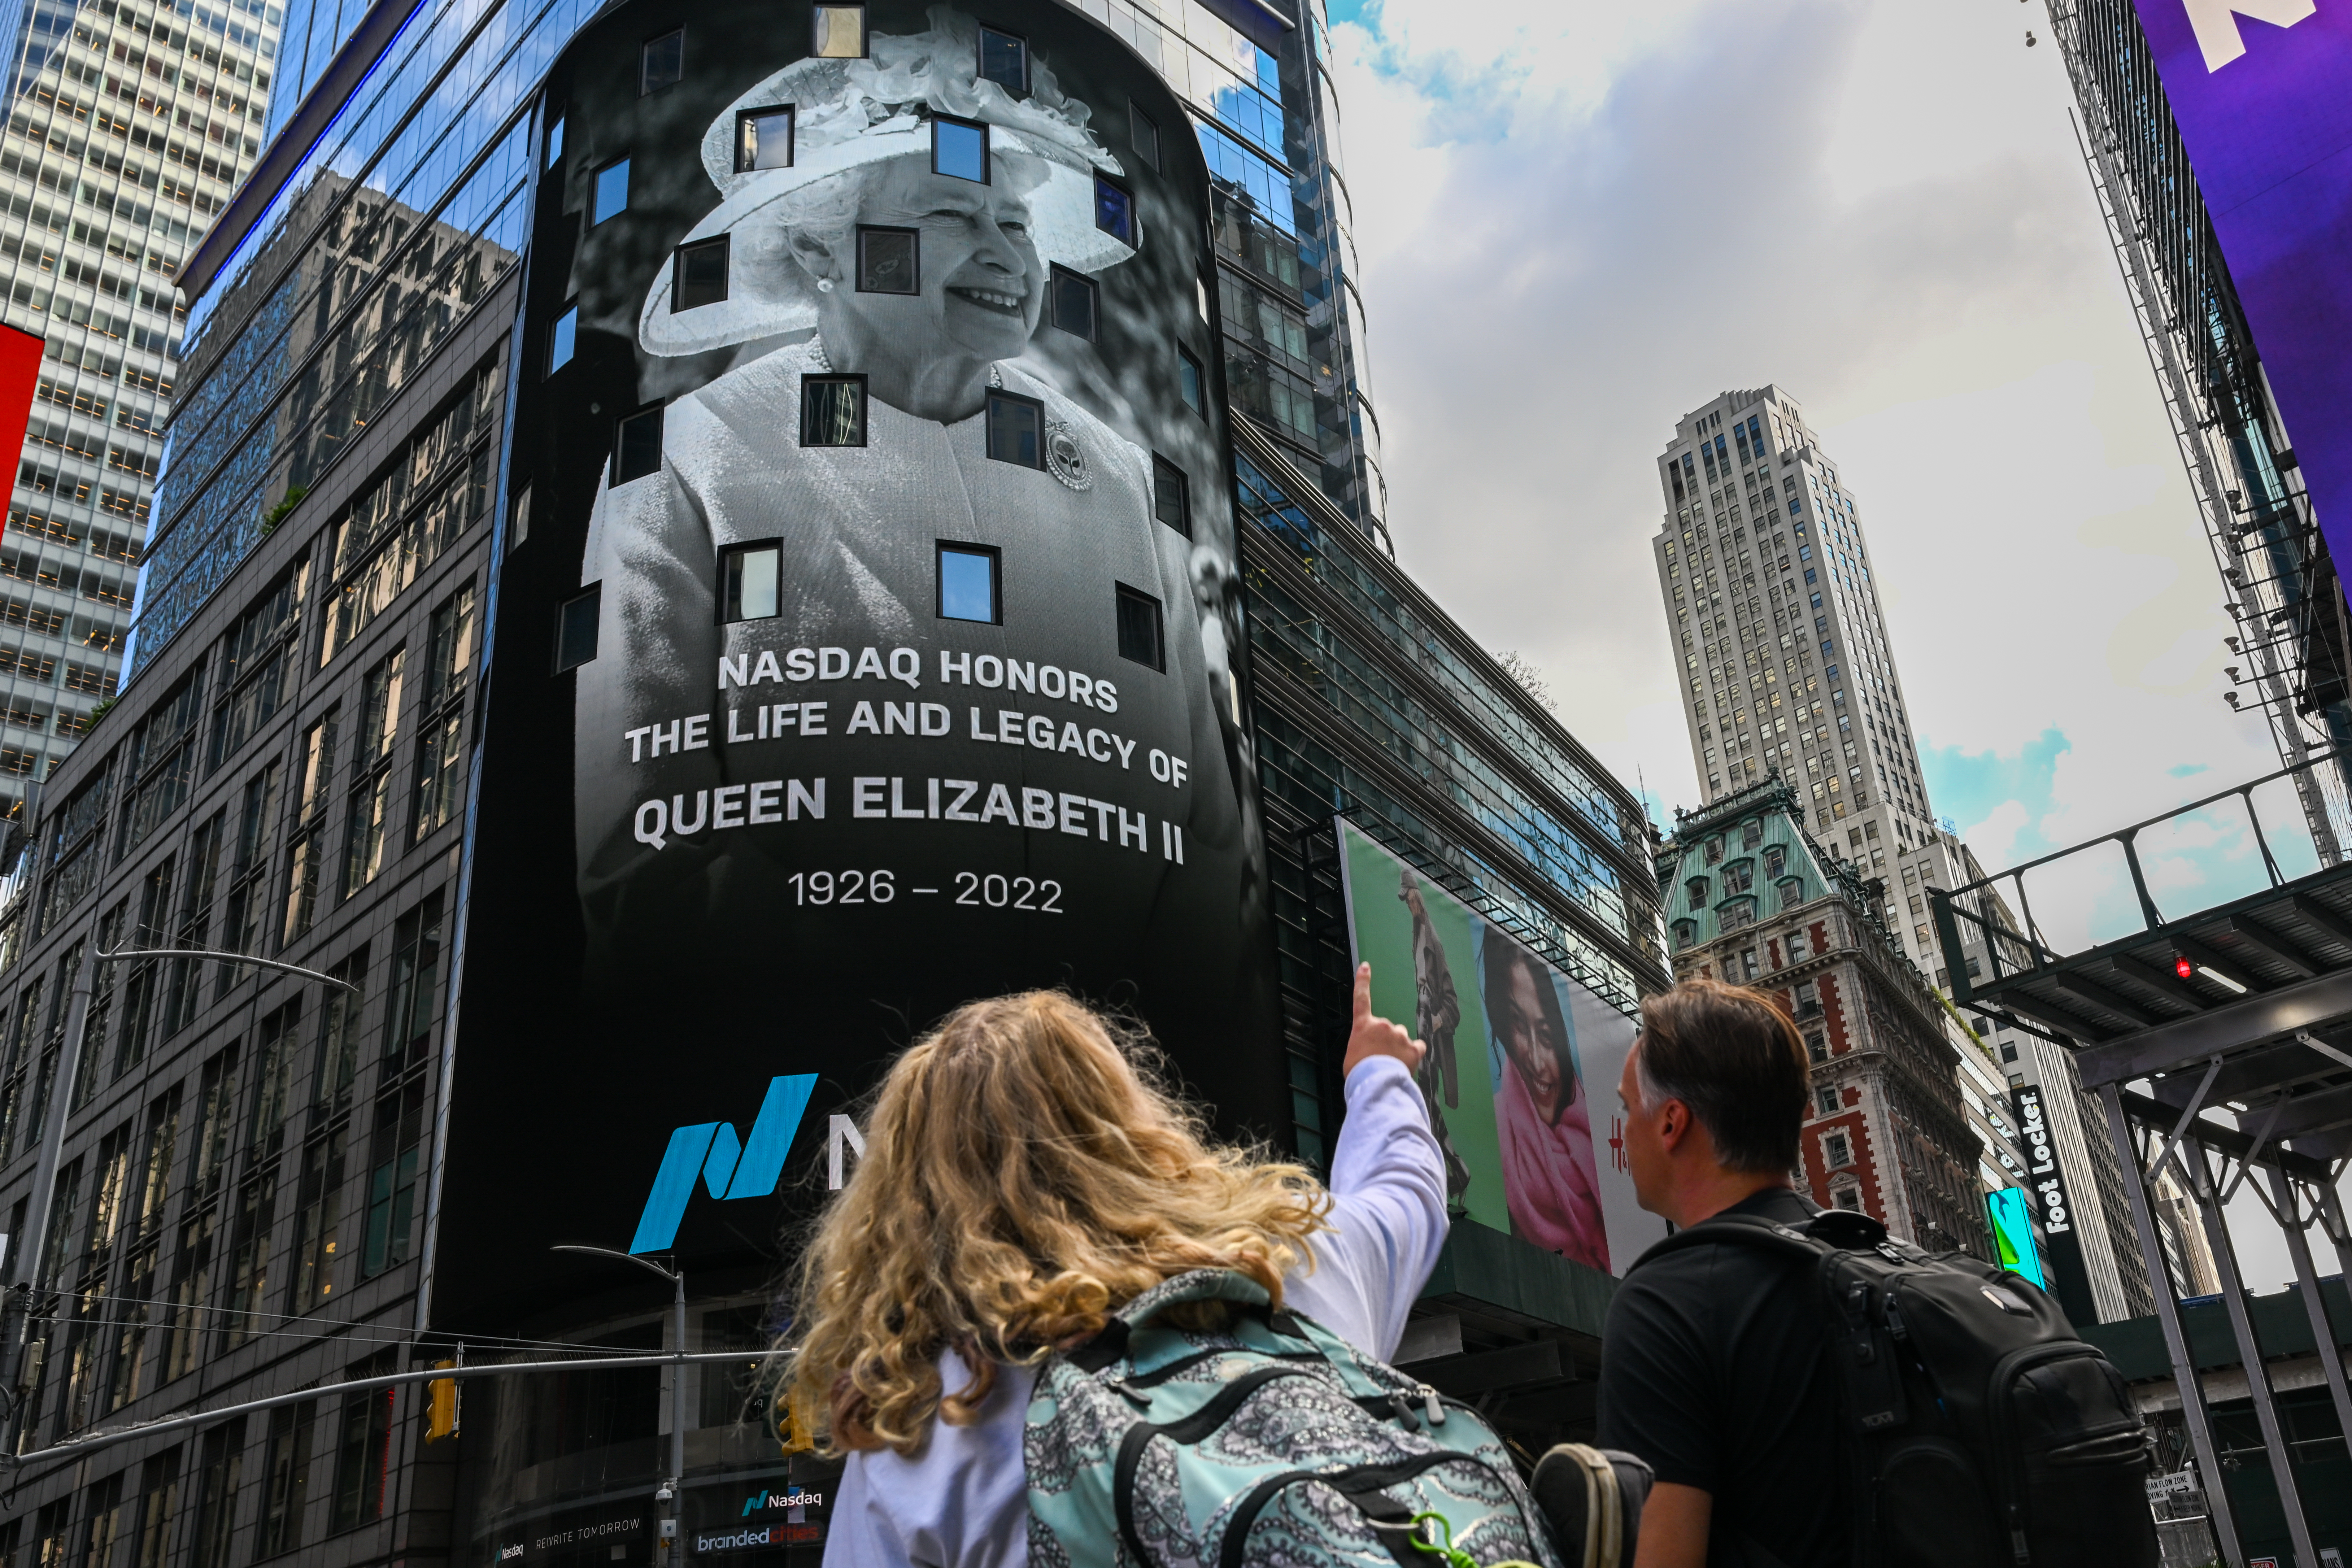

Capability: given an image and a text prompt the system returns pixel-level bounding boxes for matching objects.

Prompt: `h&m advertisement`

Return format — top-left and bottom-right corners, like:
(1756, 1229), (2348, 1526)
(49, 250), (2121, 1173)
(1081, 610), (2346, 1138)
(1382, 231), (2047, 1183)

(1334, 819), (1666, 1275)
(436, 0), (1280, 1328)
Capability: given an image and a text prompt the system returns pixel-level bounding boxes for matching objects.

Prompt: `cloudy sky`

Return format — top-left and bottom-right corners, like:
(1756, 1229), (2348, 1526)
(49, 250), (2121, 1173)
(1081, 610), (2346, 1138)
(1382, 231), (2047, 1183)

(1318, 0), (2329, 1287)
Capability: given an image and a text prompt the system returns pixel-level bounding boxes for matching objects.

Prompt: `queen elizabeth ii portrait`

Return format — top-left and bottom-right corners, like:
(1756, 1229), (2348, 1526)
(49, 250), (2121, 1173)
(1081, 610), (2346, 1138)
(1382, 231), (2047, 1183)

(556, 4), (1263, 1023)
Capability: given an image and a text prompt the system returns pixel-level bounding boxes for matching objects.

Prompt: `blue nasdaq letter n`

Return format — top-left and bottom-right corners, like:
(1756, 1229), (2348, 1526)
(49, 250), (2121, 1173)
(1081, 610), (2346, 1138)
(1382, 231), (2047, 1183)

(629, 1075), (818, 1252)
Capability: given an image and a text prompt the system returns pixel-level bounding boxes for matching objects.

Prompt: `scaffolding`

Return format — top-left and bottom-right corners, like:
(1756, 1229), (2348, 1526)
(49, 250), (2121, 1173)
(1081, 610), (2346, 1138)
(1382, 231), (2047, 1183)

(1930, 752), (2352, 1567)
(2050, 0), (2352, 865)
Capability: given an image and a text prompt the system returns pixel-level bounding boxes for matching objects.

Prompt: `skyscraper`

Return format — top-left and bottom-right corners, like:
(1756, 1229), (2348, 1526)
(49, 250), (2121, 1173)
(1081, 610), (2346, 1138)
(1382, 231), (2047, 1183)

(1654, 388), (1933, 854)
(1651, 387), (2154, 1317)
(0, 0), (278, 818)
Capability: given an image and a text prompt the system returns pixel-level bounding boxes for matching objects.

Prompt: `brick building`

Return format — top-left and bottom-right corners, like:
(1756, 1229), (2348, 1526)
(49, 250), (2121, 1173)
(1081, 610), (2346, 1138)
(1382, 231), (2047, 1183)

(1658, 776), (1986, 1257)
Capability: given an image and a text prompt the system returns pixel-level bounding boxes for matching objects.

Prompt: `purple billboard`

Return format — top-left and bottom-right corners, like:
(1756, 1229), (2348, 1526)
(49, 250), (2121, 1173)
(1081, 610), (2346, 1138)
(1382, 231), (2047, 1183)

(2127, 0), (2352, 552)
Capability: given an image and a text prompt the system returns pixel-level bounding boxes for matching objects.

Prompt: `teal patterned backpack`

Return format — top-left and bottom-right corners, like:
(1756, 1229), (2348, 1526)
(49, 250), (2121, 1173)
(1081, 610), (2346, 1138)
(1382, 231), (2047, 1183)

(1024, 1269), (1563, 1568)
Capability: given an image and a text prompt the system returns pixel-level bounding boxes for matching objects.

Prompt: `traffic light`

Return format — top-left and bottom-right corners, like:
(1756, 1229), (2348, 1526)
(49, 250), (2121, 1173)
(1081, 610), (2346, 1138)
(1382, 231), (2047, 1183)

(427, 1360), (459, 1441)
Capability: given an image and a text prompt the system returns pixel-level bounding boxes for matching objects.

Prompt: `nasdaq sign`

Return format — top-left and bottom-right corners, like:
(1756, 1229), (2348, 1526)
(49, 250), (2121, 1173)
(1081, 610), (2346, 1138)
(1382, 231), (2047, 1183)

(630, 1075), (818, 1253)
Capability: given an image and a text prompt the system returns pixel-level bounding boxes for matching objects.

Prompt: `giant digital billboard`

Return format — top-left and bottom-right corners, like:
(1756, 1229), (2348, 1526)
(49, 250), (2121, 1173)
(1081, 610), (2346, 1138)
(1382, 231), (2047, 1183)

(432, 0), (1281, 1330)
(2126, 0), (2352, 553)
(1334, 819), (1667, 1275)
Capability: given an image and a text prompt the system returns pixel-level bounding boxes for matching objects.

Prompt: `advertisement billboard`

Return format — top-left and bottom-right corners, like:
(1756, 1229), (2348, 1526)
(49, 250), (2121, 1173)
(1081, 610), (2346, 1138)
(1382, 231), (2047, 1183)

(2126, 0), (2352, 553)
(2011, 1084), (2096, 1326)
(433, 0), (1280, 1329)
(1334, 819), (1666, 1275)
(1985, 1185), (2050, 1291)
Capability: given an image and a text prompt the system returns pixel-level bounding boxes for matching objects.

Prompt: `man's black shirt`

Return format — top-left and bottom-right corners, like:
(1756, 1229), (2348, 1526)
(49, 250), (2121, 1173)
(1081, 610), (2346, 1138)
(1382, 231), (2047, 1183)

(1597, 1186), (1844, 1568)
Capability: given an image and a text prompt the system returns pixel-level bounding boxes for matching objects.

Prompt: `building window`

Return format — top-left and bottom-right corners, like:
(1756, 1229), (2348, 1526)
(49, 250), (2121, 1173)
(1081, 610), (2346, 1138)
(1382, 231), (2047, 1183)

(1832, 1184), (1863, 1212)
(801, 375), (867, 446)
(592, 157), (630, 225)
(362, 1076), (428, 1276)
(671, 237), (729, 310)
(1129, 101), (1159, 170)
(547, 303), (578, 373)
(1824, 1131), (1853, 1169)
(1094, 177), (1134, 244)
(720, 543), (781, 623)
(857, 226), (918, 293)
(328, 1354), (396, 1530)
(255, 1399), (318, 1557)
(736, 106), (793, 171)
(1671, 919), (1697, 949)
(1741, 818), (1763, 849)
(1815, 1085), (1838, 1117)
(1778, 877), (1803, 910)
(1116, 584), (1164, 670)
(1049, 265), (1098, 340)
(283, 710), (338, 946)
(811, 3), (864, 56)
(555, 586), (600, 672)
(937, 544), (999, 624)
(640, 27), (684, 93)
(1763, 843), (1786, 879)
(1704, 836), (1724, 864)
(383, 892), (444, 1070)
(1787, 928), (1809, 963)
(1685, 876), (1708, 909)
(545, 115), (564, 167)
(1722, 859), (1754, 894)
(977, 25), (1027, 92)
(341, 649), (404, 899)
(292, 1075), (354, 1307)
(1177, 345), (1203, 412)
(1151, 456), (1190, 537)
(932, 114), (988, 183)
(613, 406), (664, 484)
(2000, 1043), (2018, 1063)
(413, 585), (476, 844)
(985, 390), (1044, 468)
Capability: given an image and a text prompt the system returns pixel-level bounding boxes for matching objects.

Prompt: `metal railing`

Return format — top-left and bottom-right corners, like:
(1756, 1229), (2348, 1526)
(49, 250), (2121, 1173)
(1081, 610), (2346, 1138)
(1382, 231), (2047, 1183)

(1928, 749), (2352, 1002)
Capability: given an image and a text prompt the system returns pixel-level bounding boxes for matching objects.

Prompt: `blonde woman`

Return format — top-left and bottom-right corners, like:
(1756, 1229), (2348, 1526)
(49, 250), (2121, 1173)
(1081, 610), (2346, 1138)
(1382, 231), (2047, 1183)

(783, 965), (1444, 1565)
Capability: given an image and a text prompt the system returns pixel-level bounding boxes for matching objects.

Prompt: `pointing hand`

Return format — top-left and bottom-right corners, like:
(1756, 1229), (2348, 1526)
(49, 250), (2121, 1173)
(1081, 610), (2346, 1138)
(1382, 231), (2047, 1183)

(1343, 962), (1427, 1076)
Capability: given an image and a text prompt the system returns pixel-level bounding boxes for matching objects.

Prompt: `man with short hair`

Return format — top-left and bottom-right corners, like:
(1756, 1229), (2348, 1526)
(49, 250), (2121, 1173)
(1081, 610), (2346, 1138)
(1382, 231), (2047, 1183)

(1597, 977), (1838, 1568)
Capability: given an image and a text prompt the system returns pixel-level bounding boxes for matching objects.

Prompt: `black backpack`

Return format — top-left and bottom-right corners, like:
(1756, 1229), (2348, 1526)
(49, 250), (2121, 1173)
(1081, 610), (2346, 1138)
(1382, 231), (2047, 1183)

(1634, 1205), (2158, 1568)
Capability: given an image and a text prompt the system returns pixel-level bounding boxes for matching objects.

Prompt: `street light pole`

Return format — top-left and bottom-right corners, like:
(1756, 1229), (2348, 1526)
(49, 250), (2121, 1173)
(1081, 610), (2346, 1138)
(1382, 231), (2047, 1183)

(552, 1245), (687, 1565)
(0, 939), (362, 1437)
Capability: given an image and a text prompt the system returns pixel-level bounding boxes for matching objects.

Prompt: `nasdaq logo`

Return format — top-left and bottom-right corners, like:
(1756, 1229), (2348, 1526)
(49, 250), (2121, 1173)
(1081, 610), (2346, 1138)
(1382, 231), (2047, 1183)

(629, 1075), (818, 1253)
(2183, 0), (2315, 71)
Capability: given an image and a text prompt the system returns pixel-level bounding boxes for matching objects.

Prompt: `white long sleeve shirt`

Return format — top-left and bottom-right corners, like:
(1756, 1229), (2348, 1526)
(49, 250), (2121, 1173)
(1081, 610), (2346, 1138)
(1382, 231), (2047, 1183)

(822, 1055), (1450, 1567)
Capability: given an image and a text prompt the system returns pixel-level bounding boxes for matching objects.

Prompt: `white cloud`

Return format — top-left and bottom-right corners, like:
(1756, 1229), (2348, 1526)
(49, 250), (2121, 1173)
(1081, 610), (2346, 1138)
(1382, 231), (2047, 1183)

(1329, 0), (2337, 1286)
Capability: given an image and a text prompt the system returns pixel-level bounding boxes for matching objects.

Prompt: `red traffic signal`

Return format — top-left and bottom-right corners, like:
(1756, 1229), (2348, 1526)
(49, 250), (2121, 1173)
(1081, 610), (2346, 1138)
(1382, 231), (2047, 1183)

(2175, 957), (2194, 979)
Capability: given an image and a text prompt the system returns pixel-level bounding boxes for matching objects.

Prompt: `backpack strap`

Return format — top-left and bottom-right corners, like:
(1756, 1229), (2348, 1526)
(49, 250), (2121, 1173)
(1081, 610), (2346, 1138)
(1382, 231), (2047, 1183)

(1627, 1213), (1834, 1274)
(1628, 1208), (1913, 1435)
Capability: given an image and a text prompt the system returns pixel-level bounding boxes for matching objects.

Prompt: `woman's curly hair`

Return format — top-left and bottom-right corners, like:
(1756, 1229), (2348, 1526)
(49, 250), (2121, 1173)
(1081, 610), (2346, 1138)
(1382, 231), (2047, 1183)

(775, 990), (1329, 1457)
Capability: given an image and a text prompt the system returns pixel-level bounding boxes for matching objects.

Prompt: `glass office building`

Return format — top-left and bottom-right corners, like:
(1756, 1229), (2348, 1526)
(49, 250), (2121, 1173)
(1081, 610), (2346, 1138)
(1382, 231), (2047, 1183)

(0, 0), (278, 820)
(0, 0), (1665, 1559)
